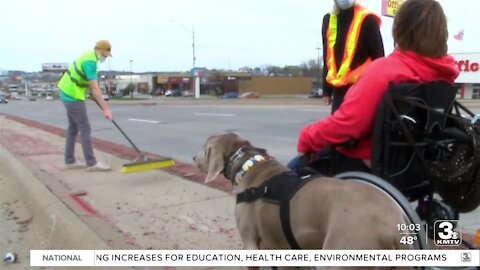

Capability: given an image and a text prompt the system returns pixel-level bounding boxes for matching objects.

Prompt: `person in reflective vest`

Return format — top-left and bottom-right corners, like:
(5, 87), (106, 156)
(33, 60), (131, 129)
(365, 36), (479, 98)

(290, 0), (458, 175)
(322, 0), (384, 113)
(57, 40), (113, 171)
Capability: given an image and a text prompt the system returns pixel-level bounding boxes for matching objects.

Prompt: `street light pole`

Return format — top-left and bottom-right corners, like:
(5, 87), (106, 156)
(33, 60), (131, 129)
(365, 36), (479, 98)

(192, 26), (196, 70)
(170, 19), (199, 98)
(192, 26), (200, 99)
(130, 59), (133, 99)
(316, 46), (322, 95)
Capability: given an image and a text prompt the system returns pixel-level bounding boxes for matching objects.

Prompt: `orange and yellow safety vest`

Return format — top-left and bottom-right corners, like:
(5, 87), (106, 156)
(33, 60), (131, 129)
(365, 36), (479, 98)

(326, 5), (381, 87)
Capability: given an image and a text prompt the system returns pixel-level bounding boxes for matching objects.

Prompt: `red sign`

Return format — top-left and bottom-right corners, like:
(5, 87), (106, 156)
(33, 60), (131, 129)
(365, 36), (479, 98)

(455, 60), (479, 72)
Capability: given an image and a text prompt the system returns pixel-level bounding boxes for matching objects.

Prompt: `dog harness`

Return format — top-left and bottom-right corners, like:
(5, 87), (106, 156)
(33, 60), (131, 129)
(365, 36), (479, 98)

(236, 171), (314, 249)
(224, 146), (316, 249)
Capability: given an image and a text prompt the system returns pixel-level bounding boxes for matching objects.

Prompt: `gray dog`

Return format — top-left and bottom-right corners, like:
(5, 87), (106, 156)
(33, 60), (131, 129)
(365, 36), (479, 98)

(194, 133), (410, 268)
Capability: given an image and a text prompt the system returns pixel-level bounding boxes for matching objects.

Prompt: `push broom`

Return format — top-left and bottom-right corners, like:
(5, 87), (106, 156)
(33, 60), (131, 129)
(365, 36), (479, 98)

(95, 100), (174, 173)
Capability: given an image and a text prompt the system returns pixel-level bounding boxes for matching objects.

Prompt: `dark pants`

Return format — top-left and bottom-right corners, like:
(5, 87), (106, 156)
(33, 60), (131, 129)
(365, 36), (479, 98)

(63, 101), (97, 166)
(287, 148), (371, 177)
(331, 86), (351, 114)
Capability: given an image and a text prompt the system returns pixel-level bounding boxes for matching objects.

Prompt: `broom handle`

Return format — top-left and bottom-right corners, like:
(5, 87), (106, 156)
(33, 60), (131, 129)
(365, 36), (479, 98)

(94, 99), (144, 157)
(111, 119), (144, 157)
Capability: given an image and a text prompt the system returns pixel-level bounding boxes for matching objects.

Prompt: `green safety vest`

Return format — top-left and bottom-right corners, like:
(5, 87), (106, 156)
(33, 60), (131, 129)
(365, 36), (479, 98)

(58, 51), (97, 100)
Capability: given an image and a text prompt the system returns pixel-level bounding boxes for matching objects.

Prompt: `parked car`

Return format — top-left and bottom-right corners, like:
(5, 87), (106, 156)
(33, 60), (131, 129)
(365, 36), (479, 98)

(183, 90), (194, 97)
(0, 95), (8, 104)
(150, 88), (164, 96)
(308, 88), (323, 98)
(165, 89), (182, 97)
(46, 95), (54, 100)
(9, 95), (21, 100)
(223, 92), (239, 99)
(240, 92), (260, 99)
(102, 94), (109, 101)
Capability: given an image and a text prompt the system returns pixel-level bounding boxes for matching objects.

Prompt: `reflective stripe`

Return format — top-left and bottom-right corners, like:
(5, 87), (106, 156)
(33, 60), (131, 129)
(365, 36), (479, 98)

(57, 51), (96, 101)
(326, 6), (381, 87)
(66, 70), (90, 88)
(73, 61), (88, 81)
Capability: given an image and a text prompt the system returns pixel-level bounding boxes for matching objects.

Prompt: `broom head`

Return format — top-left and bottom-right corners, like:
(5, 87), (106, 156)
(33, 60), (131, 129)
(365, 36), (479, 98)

(121, 158), (174, 174)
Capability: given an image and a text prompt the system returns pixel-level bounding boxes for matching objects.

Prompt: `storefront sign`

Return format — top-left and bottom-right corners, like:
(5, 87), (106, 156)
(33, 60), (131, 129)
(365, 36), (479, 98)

(451, 53), (480, 84)
(381, 0), (405, 17)
(455, 60), (479, 72)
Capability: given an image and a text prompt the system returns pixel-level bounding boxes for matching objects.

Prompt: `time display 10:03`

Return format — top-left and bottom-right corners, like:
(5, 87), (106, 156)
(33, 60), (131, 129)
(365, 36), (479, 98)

(397, 223), (422, 232)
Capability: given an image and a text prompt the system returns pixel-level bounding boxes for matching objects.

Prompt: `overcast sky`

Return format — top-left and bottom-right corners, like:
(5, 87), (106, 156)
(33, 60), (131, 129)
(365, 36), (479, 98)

(0, 0), (478, 72)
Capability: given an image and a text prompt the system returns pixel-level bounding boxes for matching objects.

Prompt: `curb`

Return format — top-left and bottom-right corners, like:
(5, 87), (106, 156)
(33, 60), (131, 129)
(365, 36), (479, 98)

(0, 112), (234, 193)
(0, 145), (110, 250)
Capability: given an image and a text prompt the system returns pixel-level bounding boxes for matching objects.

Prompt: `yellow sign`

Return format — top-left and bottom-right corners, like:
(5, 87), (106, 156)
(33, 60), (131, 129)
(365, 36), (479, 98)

(381, 0), (405, 17)
(156, 76), (168, 84)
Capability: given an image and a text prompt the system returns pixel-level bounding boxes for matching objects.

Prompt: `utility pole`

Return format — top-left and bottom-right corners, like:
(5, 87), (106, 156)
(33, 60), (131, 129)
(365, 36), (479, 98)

(130, 60), (133, 99)
(170, 20), (199, 98)
(316, 46), (322, 96)
(192, 26), (196, 70)
(25, 79), (29, 96)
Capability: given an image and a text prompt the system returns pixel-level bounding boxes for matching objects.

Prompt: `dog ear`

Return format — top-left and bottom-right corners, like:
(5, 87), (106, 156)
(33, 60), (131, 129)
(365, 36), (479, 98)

(205, 146), (224, 183)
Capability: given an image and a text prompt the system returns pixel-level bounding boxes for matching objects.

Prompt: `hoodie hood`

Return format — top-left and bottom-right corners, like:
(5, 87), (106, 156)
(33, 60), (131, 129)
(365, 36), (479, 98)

(392, 49), (459, 83)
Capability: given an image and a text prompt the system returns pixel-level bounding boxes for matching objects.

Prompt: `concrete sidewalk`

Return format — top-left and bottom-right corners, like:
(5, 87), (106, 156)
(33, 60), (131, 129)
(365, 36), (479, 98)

(0, 115), (243, 253)
(0, 112), (478, 268)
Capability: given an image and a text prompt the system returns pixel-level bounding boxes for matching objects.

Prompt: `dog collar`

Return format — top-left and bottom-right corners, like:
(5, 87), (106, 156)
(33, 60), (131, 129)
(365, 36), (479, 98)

(224, 146), (247, 180)
(233, 154), (267, 185)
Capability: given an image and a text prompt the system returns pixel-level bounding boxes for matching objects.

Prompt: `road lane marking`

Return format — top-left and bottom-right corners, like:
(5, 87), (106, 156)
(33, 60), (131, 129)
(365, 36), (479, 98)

(194, 113), (235, 117)
(298, 109), (326, 112)
(128, 118), (161, 124)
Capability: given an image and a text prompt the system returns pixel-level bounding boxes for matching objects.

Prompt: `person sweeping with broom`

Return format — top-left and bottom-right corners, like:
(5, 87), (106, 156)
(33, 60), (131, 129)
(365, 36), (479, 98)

(58, 40), (113, 171)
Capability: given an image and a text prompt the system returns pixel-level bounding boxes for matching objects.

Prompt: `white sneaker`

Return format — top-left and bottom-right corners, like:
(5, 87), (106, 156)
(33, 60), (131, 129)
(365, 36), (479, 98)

(85, 162), (111, 172)
(65, 160), (87, 169)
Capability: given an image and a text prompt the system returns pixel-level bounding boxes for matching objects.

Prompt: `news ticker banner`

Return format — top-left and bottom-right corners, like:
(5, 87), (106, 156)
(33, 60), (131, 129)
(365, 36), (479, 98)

(30, 250), (480, 267)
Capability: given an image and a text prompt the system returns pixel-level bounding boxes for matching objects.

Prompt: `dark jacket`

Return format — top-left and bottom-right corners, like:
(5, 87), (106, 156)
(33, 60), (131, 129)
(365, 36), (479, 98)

(322, 6), (385, 98)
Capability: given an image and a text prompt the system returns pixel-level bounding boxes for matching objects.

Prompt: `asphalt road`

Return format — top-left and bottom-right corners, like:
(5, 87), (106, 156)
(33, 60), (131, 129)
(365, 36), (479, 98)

(0, 99), (331, 165)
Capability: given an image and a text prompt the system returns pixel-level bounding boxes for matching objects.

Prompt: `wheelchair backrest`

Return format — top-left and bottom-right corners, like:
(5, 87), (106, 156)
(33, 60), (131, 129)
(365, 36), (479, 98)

(370, 81), (458, 199)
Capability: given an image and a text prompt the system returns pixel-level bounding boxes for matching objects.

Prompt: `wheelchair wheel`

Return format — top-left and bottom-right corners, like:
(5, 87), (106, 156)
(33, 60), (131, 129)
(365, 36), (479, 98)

(335, 171), (428, 251)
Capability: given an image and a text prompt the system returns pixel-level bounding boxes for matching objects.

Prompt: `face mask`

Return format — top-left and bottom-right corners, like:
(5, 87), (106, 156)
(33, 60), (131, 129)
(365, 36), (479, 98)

(335, 0), (355, 10)
(96, 52), (106, 63)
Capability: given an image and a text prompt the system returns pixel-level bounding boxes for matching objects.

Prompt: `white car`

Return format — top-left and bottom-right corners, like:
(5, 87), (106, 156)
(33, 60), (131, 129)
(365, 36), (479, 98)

(46, 95), (53, 100)
(102, 94), (109, 101)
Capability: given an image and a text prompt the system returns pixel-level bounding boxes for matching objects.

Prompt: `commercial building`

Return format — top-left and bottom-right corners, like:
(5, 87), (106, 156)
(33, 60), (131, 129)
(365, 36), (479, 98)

(451, 53), (480, 99)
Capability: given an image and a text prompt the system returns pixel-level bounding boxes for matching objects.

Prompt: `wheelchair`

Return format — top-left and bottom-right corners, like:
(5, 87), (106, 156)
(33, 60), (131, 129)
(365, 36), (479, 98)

(304, 81), (480, 253)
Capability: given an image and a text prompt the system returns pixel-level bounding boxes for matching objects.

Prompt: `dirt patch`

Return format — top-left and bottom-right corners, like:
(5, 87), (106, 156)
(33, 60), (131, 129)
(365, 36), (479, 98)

(0, 128), (63, 156)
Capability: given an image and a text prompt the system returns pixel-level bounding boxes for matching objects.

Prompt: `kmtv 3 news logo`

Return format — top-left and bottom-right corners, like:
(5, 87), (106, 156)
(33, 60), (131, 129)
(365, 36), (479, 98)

(433, 220), (462, 246)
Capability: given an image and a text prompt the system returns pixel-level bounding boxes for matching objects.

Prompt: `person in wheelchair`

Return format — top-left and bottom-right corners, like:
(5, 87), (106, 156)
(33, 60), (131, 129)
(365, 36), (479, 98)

(289, 0), (459, 176)
(290, 0), (480, 238)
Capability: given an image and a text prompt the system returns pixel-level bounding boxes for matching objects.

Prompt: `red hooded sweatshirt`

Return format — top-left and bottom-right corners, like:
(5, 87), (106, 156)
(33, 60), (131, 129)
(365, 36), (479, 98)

(297, 49), (460, 160)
